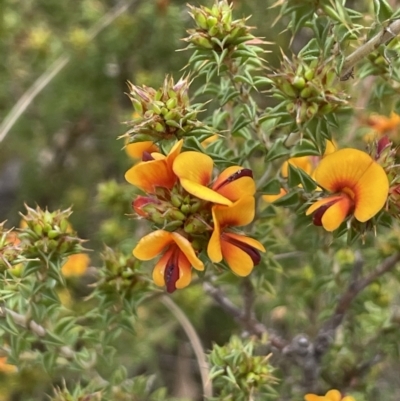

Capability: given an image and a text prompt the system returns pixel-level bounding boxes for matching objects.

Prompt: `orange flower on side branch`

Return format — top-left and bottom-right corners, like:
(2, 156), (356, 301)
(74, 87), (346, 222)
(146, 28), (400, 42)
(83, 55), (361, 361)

(305, 389), (355, 401)
(173, 151), (256, 206)
(306, 148), (389, 231)
(207, 196), (265, 276)
(133, 230), (204, 293)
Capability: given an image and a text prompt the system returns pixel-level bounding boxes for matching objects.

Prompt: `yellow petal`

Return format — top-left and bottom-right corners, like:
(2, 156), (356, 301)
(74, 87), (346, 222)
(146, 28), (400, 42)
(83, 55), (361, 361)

(262, 188), (287, 203)
(224, 232), (266, 252)
(306, 195), (342, 216)
(221, 239), (255, 276)
(353, 160), (388, 221)
(321, 196), (352, 231)
(216, 175), (256, 201)
(173, 151), (213, 185)
(207, 207), (223, 263)
(152, 249), (171, 287)
(314, 148), (376, 192)
(176, 251), (193, 289)
(133, 230), (172, 260)
(61, 253), (90, 277)
(165, 139), (184, 168)
(213, 196), (256, 227)
(342, 396), (356, 401)
(325, 390), (342, 401)
(180, 178), (232, 205)
(282, 156), (313, 177)
(171, 232), (204, 271)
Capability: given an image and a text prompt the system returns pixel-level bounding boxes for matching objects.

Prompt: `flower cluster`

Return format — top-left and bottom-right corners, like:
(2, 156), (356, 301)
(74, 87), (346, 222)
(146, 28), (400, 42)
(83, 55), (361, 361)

(125, 139), (265, 293)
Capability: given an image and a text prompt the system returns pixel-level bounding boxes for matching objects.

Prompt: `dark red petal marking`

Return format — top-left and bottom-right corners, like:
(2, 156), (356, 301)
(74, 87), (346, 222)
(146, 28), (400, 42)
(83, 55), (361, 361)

(376, 135), (391, 158)
(223, 234), (261, 265)
(142, 151), (155, 161)
(164, 248), (180, 293)
(214, 169), (253, 191)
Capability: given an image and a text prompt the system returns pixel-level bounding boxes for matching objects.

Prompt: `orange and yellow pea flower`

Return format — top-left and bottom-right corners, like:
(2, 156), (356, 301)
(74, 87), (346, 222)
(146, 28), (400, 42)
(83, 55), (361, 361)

(207, 196), (265, 276)
(125, 139), (183, 193)
(305, 389), (355, 401)
(0, 356), (17, 374)
(133, 230), (204, 293)
(173, 151), (256, 206)
(367, 111), (400, 135)
(306, 148), (389, 231)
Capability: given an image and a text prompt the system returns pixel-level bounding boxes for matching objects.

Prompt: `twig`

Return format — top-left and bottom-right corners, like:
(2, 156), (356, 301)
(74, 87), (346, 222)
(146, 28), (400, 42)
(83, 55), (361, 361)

(0, 306), (74, 359)
(0, 0), (139, 143)
(340, 19), (400, 80)
(161, 295), (213, 399)
(203, 282), (287, 349)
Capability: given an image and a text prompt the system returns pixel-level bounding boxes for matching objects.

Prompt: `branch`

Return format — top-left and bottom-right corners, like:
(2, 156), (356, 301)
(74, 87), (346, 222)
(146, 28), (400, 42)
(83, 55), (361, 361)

(0, 0), (140, 143)
(0, 307), (74, 359)
(203, 282), (287, 350)
(340, 19), (400, 80)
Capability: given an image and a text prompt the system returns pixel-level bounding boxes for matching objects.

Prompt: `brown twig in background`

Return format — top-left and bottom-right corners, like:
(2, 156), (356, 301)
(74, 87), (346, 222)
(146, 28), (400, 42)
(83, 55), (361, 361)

(340, 19), (400, 80)
(0, 0), (140, 143)
(203, 282), (287, 350)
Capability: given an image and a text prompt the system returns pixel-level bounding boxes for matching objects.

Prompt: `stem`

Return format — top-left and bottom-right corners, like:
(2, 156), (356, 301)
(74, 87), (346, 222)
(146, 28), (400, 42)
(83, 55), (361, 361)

(161, 296), (213, 399)
(340, 19), (400, 80)
(0, 0), (140, 143)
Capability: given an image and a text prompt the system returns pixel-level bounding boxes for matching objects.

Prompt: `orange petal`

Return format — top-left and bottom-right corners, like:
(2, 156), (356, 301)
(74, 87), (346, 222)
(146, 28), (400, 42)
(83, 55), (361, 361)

(207, 207), (223, 263)
(125, 141), (159, 159)
(173, 151), (213, 185)
(321, 196), (352, 231)
(175, 251), (193, 289)
(179, 178), (232, 205)
(171, 232), (204, 271)
(213, 196), (256, 227)
(324, 140), (337, 156)
(221, 238), (255, 276)
(125, 159), (176, 192)
(152, 248), (172, 287)
(314, 148), (376, 193)
(353, 160), (388, 222)
(133, 230), (172, 260)
(325, 390), (342, 401)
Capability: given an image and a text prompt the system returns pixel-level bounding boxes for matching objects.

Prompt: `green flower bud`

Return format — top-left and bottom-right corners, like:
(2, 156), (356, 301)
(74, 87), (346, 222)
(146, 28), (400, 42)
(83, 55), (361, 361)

(206, 16), (218, 29)
(166, 97), (177, 110)
(281, 81), (297, 98)
(195, 12), (208, 30)
(171, 194), (182, 208)
(300, 87), (312, 99)
(292, 76), (306, 90)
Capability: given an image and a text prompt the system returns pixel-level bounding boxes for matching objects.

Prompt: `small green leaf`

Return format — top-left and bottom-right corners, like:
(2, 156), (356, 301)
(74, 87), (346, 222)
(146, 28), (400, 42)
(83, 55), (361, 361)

(265, 138), (289, 162)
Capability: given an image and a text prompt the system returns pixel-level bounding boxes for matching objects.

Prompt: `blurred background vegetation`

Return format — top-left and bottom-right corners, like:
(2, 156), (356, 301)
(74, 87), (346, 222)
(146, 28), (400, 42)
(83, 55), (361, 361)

(2, 0), (400, 400)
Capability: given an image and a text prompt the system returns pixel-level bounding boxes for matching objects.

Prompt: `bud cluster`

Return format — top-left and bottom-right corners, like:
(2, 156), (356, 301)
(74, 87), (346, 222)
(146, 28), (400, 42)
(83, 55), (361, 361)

(124, 75), (204, 143)
(18, 205), (85, 259)
(209, 336), (277, 400)
(133, 184), (211, 239)
(96, 246), (149, 293)
(0, 223), (23, 271)
(185, 1), (255, 51)
(270, 56), (349, 124)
